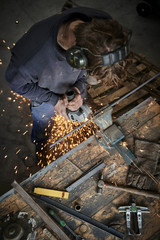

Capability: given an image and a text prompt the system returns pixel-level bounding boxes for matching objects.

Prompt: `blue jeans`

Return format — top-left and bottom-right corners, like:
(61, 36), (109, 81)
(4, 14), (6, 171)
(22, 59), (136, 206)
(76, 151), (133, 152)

(30, 101), (55, 149)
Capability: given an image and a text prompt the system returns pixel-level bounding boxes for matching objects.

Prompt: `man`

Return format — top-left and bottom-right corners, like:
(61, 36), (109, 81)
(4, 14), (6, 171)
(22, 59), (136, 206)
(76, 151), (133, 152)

(5, 6), (131, 151)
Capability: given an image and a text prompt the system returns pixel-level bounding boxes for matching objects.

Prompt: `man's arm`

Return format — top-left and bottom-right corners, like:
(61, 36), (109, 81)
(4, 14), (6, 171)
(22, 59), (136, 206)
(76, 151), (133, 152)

(5, 63), (59, 106)
(66, 70), (87, 111)
(73, 70), (88, 98)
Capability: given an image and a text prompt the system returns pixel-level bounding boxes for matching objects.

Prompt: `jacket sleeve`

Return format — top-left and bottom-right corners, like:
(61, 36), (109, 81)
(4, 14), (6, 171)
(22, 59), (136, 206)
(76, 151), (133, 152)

(73, 70), (88, 98)
(5, 62), (59, 106)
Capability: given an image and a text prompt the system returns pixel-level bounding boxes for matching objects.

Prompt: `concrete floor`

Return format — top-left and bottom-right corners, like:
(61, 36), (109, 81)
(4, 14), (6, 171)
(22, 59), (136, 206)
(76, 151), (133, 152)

(0, 0), (160, 196)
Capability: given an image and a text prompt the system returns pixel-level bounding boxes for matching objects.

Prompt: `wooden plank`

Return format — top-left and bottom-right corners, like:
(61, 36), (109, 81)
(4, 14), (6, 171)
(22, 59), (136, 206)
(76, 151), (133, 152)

(66, 162), (106, 192)
(68, 138), (108, 171)
(88, 84), (113, 98)
(112, 88), (148, 116)
(130, 70), (160, 102)
(115, 97), (160, 136)
(140, 199), (160, 239)
(135, 139), (160, 160)
(131, 114), (160, 142)
(74, 191), (127, 240)
(127, 63), (147, 76)
(87, 52), (160, 117)
(124, 114), (160, 157)
(93, 82), (137, 106)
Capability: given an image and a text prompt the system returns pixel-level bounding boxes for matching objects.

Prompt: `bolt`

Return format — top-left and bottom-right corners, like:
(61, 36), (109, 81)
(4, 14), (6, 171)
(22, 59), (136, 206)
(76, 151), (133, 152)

(97, 174), (104, 195)
(79, 224), (88, 233)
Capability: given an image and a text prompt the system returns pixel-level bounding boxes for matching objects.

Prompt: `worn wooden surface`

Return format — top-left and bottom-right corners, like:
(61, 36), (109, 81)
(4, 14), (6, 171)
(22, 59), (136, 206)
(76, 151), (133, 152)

(0, 53), (160, 239)
(87, 52), (160, 118)
(0, 97), (160, 240)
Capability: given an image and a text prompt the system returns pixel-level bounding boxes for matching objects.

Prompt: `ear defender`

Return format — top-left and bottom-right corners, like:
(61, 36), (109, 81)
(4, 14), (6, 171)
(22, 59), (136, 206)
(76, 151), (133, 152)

(66, 46), (88, 69)
(66, 31), (132, 69)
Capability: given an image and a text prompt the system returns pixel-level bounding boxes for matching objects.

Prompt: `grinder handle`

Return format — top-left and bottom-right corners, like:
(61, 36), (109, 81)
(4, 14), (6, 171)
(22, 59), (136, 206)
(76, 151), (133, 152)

(66, 89), (75, 101)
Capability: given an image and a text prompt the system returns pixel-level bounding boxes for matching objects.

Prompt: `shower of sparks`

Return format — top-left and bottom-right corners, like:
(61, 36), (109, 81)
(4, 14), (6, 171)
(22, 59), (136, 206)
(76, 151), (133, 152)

(2, 91), (33, 175)
(23, 130), (28, 135)
(14, 165), (18, 174)
(3, 90), (98, 171)
(37, 115), (98, 167)
(140, 149), (144, 152)
(16, 149), (21, 154)
(122, 141), (128, 147)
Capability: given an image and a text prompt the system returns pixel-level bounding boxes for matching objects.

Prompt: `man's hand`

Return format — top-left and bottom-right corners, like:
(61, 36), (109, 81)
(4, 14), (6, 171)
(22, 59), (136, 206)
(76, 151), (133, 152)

(67, 87), (83, 111)
(54, 97), (69, 120)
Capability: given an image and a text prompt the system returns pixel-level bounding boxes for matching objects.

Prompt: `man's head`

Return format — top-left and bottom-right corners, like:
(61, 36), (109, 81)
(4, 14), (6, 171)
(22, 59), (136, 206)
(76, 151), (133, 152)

(71, 18), (132, 87)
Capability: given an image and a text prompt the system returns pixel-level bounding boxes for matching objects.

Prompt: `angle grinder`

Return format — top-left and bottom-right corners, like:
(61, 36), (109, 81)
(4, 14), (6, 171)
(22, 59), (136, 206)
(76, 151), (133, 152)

(66, 89), (91, 122)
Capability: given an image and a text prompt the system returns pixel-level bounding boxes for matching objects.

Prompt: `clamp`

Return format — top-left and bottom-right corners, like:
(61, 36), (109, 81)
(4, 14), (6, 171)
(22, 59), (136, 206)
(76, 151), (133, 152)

(118, 202), (150, 235)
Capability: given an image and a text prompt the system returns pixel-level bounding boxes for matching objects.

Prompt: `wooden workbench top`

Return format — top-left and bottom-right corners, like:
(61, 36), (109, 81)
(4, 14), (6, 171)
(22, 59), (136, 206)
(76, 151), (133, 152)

(0, 96), (160, 240)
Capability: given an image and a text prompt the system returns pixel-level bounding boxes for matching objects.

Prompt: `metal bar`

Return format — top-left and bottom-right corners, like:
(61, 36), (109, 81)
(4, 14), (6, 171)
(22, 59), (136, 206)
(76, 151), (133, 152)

(110, 72), (160, 107)
(11, 180), (71, 240)
(114, 143), (136, 165)
(105, 183), (160, 199)
(81, 160), (104, 175)
(34, 195), (124, 239)
(66, 161), (106, 192)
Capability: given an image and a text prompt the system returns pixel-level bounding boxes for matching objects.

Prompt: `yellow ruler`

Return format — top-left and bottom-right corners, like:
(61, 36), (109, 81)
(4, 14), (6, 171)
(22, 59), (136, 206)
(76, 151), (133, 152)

(34, 187), (69, 199)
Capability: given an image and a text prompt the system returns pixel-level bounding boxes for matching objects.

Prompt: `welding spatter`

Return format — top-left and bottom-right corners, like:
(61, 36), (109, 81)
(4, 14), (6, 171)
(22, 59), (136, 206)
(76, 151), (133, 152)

(66, 88), (91, 122)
